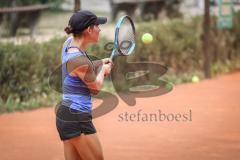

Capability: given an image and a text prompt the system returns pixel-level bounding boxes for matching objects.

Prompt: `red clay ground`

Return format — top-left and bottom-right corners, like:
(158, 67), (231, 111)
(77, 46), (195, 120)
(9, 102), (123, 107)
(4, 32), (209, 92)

(0, 72), (240, 160)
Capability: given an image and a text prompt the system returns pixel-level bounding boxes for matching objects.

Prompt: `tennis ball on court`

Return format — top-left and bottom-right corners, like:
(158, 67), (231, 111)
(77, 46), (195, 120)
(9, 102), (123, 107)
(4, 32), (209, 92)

(191, 75), (200, 83)
(142, 33), (153, 44)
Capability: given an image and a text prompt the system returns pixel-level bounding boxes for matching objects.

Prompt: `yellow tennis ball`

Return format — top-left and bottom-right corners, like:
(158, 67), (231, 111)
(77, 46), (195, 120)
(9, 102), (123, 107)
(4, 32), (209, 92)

(192, 75), (200, 83)
(142, 33), (153, 44)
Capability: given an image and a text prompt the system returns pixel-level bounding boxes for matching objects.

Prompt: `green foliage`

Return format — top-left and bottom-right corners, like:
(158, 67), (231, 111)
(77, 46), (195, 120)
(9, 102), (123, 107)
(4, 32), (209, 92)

(0, 0), (64, 8)
(207, 11), (240, 76)
(0, 1), (11, 7)
(130, 19), (203, 74)
(0, 92), (60, 112)
(1, 11), (240, 113)
(0, 37), (64, 112)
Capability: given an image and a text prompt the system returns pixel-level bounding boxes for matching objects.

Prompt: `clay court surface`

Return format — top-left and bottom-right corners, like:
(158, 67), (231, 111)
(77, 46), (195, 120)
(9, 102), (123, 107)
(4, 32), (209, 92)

(0, 72), (240, 160)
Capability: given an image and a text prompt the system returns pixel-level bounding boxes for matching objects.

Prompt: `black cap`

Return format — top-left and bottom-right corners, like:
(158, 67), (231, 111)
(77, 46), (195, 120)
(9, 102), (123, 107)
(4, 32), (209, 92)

(68, 10), (107, 34)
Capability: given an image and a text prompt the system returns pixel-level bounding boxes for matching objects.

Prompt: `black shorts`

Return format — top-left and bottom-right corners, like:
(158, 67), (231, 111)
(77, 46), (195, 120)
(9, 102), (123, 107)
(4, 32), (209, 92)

(55, 104), (96, 141)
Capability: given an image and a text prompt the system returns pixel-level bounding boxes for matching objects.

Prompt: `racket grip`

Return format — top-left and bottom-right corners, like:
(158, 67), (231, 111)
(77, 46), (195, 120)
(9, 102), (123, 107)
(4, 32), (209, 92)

(110, 49), (115, 60)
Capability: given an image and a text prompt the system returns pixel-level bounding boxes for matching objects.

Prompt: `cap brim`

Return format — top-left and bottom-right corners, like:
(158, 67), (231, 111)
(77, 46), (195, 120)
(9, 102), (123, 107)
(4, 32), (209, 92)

(96, 17), (107, 25)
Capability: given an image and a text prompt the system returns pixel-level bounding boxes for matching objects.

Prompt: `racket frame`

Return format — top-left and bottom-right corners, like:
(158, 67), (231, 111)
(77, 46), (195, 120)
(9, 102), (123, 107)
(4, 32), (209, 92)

(110, 15), (136, 60)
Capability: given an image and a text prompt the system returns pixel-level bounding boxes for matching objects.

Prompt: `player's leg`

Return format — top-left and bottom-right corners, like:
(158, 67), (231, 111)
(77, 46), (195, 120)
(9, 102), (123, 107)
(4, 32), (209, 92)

(63, 140), (83, 160)
(69, 133), (104, 160)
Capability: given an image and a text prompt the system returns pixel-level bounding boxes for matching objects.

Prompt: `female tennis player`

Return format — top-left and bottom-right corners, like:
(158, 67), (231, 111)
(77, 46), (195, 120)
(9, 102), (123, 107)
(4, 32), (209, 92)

(56, 10), (112, 160)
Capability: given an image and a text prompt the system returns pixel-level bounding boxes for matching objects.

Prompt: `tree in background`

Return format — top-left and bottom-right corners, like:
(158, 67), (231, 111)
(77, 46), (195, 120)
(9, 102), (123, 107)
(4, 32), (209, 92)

(74, 0), (81, 12)
(203, 0), (211, 78)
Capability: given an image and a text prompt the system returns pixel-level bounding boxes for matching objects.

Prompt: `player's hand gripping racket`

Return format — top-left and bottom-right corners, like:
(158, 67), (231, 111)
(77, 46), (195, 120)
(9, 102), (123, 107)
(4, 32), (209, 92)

(110, 15), (136, 60)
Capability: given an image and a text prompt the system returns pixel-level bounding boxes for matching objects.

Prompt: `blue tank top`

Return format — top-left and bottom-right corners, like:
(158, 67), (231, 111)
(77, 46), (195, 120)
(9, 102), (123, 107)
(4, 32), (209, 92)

(61, 37), (92, 113)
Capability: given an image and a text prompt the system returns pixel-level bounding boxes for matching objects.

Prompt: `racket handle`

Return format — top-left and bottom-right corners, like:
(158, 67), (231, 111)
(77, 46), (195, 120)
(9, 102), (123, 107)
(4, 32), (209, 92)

(110, 49), (115, 60)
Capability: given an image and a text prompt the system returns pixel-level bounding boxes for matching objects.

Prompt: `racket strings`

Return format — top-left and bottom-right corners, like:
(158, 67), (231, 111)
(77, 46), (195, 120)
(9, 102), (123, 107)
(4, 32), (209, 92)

(118, 19), (135, 55)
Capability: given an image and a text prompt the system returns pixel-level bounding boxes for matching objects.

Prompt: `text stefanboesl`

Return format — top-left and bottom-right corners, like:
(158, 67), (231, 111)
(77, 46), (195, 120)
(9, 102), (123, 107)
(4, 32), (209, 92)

(118, 109), (192, 122)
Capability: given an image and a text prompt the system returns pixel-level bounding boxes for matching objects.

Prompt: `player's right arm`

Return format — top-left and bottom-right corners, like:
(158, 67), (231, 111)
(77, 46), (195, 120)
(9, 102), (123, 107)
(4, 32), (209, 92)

(67, 56), (112, 95)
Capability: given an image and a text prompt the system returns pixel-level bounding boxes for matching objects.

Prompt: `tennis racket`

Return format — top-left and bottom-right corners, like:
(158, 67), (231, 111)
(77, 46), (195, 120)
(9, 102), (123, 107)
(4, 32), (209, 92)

(110, 15), (136, 60)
